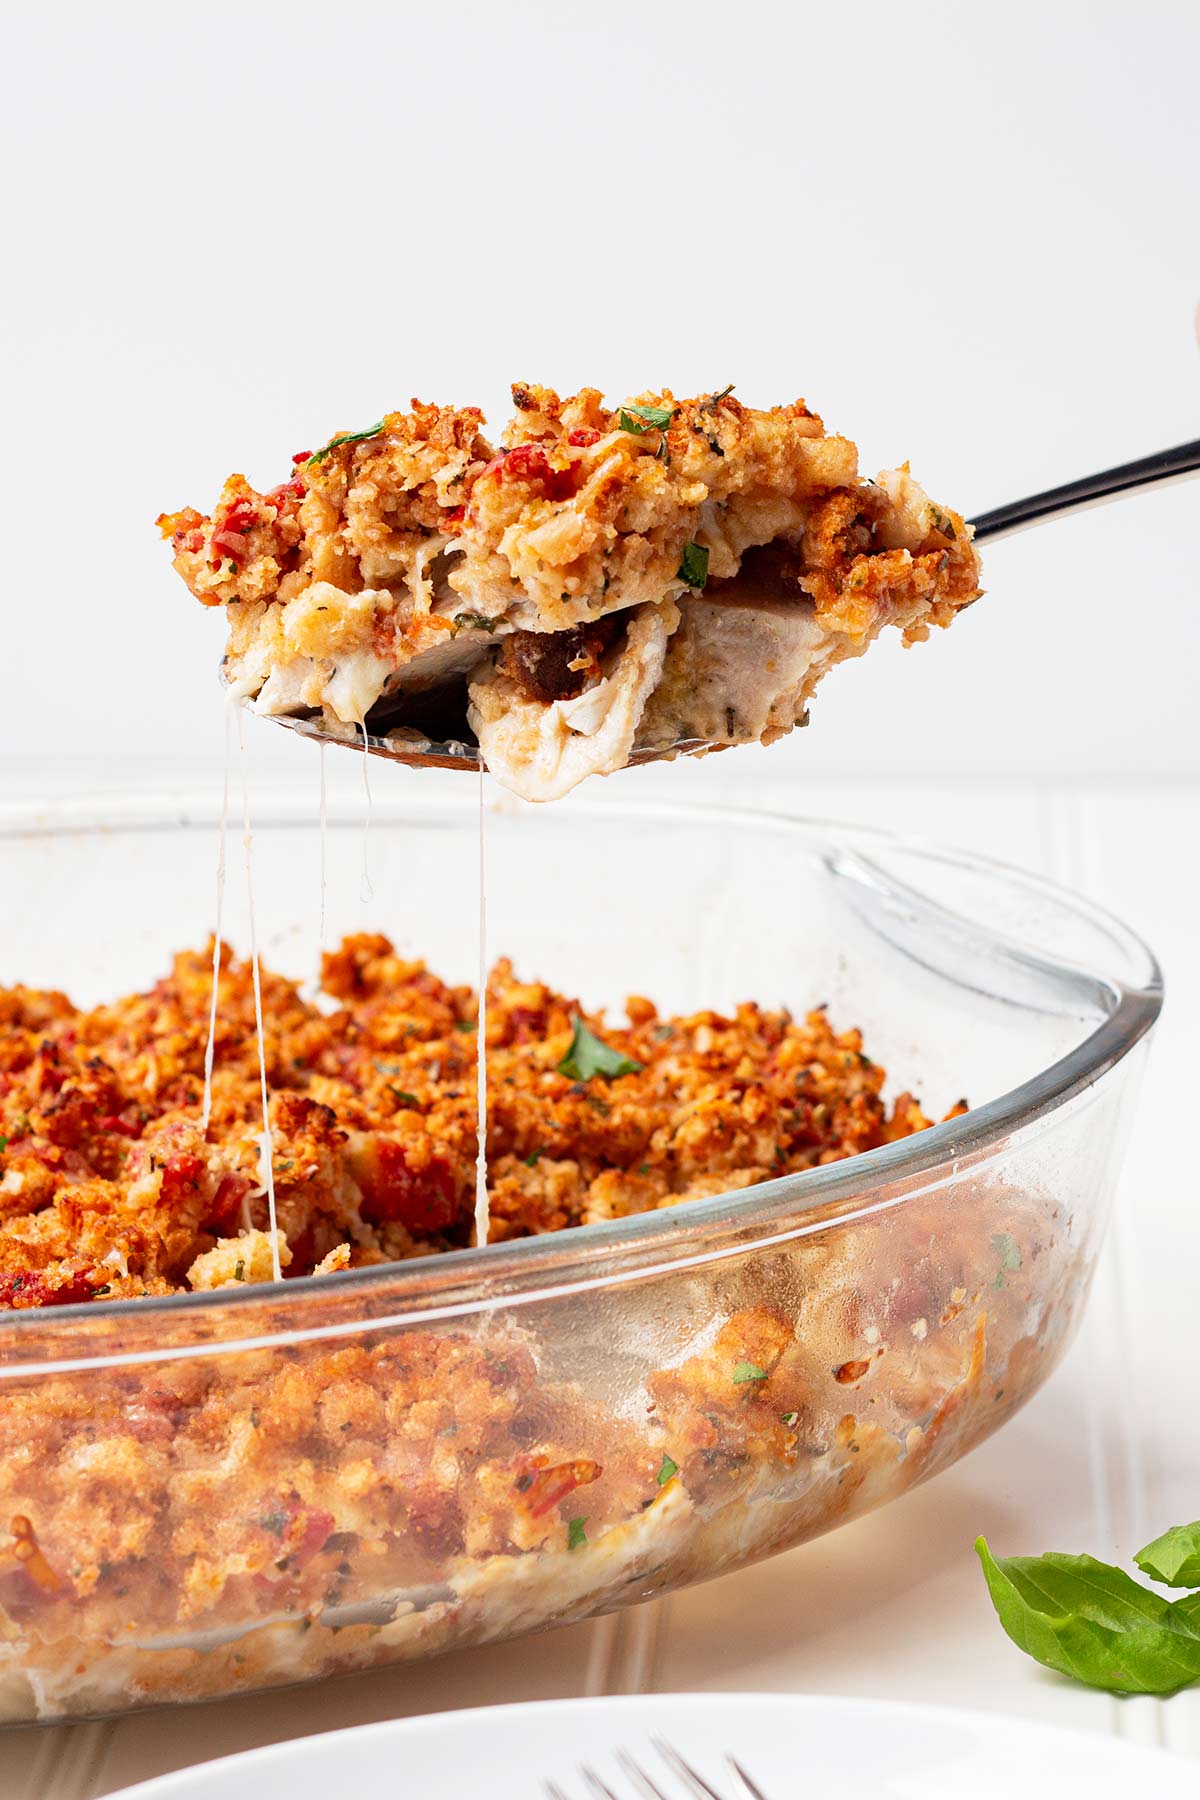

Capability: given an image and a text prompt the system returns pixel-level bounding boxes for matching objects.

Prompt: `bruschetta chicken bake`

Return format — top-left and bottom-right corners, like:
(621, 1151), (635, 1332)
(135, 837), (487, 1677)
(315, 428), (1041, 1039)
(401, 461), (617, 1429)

(159, 385), (983, 800)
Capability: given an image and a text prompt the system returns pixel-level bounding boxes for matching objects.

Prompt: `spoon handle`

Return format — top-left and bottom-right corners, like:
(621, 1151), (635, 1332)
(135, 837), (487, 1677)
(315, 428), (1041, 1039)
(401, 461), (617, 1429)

(971, 437), (1200, 543)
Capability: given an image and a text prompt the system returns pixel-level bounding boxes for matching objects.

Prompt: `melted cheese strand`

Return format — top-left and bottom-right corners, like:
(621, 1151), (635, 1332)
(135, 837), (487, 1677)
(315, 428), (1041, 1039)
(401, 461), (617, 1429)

(474, 766), (489, 1248)
(318, 740), (328, 950)
(201, 702), (232, 1135)
(237, 711), (282, 1283)
(359, 721), (374, 903)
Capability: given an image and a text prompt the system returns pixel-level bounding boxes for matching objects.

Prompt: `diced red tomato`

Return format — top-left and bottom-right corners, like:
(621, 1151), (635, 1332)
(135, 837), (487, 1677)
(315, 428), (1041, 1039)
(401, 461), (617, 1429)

(0, 1267), (98, 1310)
(205, 1171), (252, 1234)
(159, 1150), (206, 1206)
(97, 1112), (143, 1140)
(267, 476), (306, 509)
(294, 1507), (334, 1568)
(516, 1457), (603, 1518)
(355, 1138), (458, 1233)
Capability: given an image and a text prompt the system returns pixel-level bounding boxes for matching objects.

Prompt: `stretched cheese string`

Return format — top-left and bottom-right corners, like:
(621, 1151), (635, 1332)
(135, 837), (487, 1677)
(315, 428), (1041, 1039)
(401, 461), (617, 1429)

(238, 711), (282, 1283)
(200, 702), (232, 1135)
(474, 766), (490, 1247)
(358, 720), (374, 903)
(318, 740), (328, 950)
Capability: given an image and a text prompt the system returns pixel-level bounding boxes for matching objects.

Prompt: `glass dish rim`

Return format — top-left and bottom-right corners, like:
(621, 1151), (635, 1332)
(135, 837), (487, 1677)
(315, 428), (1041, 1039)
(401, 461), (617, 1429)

(0, 787), (1162, 1355)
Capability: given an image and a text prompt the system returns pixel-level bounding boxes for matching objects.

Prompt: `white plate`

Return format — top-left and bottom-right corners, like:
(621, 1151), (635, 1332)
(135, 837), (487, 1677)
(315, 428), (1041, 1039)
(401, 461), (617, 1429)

(110, 1692), (1193, 1799)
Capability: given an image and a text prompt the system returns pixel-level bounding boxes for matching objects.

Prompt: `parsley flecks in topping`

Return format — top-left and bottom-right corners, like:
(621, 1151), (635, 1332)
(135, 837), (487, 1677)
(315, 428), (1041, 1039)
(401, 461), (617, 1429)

(522, 1149), (543, 1168)
(991, 1232), (1021, 1289)
(93, 1284), (111, 1297)
(732, 1360), (768, 1384)
(234, 1260), (245, 1281)
(657, 1454), (678, 1487)
(557, 1016), (643, 1082)
(225, 560), (237, 575)
(702, 384), (735, 409)
(780, 1411), (799, 1428)
(567, 1516), (588, 1551)
(930, 505), (957, 540)
(0, 1136), (7, 1155)
(677, 542), (709, 589)
(618, 403), (675, 433)
(455, 1019), (476, 1033)
(259, 1509), (288, 1537)
(307, 420), (387, 467)
(975, 1536), (1200, 1695)
(1135, 1522), (1200, 1589)
(389, 1087), (420, 1108)
(453, 611), (498, 633)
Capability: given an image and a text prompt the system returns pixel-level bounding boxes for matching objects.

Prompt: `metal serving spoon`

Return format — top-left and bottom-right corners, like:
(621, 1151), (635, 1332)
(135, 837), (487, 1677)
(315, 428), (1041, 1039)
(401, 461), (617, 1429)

(253, 436), (1200, 773)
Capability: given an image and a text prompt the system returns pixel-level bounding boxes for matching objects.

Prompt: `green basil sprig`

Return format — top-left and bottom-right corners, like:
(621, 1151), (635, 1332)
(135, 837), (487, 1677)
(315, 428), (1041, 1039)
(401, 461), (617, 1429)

(618, 403), (676, 433)
(307, 420), (387, 467)
(557, 1016), (643, 1082)
(1136, 1523), (1200, 1589)
(976, 1531), (1200, 1694)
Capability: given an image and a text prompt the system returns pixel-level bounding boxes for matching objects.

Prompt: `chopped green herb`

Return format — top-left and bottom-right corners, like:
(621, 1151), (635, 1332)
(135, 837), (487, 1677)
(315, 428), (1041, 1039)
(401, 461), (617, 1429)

(389, 1087), (420, 1108)
(307, 419), (387, 467)
(234, 1259), (246, 1281)
(0, 1136), (7, 1155)
(991, 1231), (1022, 1289)
(732, 1360), (768, 1384)
(780, 1411), (800, 1428)
(93, 1284), (112, 1297)
(225, 559), (237, 575)
(637, 1161), (650, 1176)
(567, 1516), (588, 1551)
(677, 542), (709, 589)
(618, 403), (675, 433)
(976, 1535), (1200, 1695)
(259, 1509), (288, 1537)
(701, 384), (735, 409)
(657, 1454), (678, 1487)
(455, 1019), (477, 1033)
(522, 1149), (544, 1168)
(929, 505), (957, 540)
(453, 611), (498, 633)
(1135, 1522), (1200, 1589)
(557, 1015), (643, 1082)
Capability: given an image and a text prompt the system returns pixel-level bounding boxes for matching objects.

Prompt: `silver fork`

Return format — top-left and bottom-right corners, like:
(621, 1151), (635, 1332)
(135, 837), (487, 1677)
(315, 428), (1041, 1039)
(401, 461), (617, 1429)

(543, 1735), (769, 1799)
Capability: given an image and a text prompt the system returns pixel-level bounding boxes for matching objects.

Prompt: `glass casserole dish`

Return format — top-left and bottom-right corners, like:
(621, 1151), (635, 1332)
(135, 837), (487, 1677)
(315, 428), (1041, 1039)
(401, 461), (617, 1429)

(0, 788), (1161, 1721)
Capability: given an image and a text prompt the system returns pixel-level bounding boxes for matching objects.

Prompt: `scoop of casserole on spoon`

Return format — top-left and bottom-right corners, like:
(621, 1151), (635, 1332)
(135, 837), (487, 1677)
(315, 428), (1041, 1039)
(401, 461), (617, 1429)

(158, 385), (1198, 801)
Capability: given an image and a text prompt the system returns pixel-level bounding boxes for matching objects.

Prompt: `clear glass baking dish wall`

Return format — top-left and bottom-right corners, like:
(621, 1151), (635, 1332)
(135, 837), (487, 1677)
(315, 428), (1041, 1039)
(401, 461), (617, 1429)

(0, 787), (1160, 1722)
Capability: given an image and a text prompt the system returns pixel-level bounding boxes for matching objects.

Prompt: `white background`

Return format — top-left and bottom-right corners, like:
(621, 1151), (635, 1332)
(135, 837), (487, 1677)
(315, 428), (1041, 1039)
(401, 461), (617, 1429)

(3, 0), (1197, 791)
(3, 3), (1200, 1792)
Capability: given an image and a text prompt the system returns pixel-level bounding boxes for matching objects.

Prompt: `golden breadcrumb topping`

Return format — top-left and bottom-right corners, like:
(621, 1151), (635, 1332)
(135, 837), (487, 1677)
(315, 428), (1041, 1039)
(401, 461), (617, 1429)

(0, 937), (962, 1306)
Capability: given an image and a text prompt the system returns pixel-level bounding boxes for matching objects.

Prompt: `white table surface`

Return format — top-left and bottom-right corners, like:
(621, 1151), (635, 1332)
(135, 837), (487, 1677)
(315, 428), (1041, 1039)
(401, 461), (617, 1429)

(5, 766), (1198, 1796)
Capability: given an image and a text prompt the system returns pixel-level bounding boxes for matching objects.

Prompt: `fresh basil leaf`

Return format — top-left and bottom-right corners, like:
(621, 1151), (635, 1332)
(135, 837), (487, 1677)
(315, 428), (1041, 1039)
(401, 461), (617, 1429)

(677, 542), (709, 589)
(567, 1516), (588, 1551)
(732, 1360), (767, 1384)
(307, 420), (387, 467)
(657, 1454), (678, 1487)
(975, 1537), (1200, 1695)
(557, 1016), (643, 1082)
(1136, 1523), (1200, 1589)
(618, 403), (675, 433)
